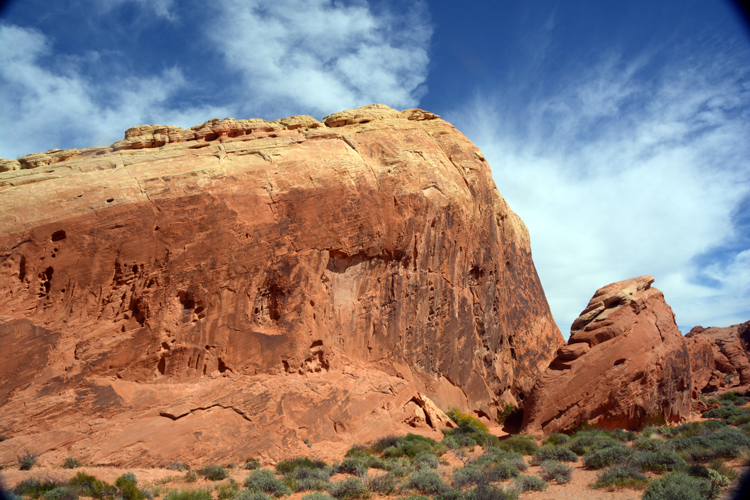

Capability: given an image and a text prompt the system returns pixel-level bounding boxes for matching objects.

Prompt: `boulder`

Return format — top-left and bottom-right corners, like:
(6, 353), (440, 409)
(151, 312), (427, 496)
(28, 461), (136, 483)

(0, 104), (563, 466)
(685, 335), (716, 396)
(686, 321), (750, 387)
(521, 276), (692, 437)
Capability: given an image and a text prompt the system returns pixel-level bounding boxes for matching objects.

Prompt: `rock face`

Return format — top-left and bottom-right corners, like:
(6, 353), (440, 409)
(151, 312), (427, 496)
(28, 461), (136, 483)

(521, 276), (692, 437)
(0, 104), (563, 466)
(685, 335), (717, 397)
(686, 321), (750, 388)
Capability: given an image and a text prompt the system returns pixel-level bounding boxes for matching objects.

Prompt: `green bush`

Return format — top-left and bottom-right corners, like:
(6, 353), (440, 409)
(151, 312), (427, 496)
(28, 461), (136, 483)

(62, 458), (81, 469)
(184, 471), (199, 483)
(445, 408), (489, 432)
(442, 426), (498, 449)
(496, 404), (516, 425)
(115, 475), (145, 500)
(378, 434), (443, 459)
(18, 450), (38, 470)
(513, 475), (546, 492)
(14, 478), (63, 499)
(285, 466), (331, 492)
(366, 473), (399, 495)
(582, 444), (633, 469)
(670, 425), (750, 461)
(412, 451), (439, 470)
(245, 459), (261, 470)
(216, 480), (241, 500)
(464, 483), (518, 500)
(67, 472), (116, 499)
(302, 494), (336, 500)
(642, 471), (711, 500)
(567, 431), (617, 455)
(539, 460), (572, 484)
(41, 487), (79, 500)
(630, 449), (687, 473)
(163, 490), (213, 500)
(326, 478), (369, 500)
(397, 496), (430, 500)
(276, 457), (327, 474)
(592, 465), (648, 490)
(402, 470), (453, 496)
(531, 445), (577, 465)
(496, 436), (537, 456)
(234, 492), (273, 500)
(168, 462), (187, 471)
(709, 459), (738, 480)
(633, 438), (665, 452)
(198, 465), (228, 481)
(543, 433), (570, 446)
(244, 469), (291, 497)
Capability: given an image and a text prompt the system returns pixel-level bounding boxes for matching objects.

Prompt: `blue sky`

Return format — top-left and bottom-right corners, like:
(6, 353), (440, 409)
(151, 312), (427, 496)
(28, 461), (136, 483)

(1, 0), (748, 336)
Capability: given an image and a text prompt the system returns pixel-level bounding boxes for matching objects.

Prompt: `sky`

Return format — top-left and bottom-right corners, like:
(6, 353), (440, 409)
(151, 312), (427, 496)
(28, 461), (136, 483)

(1, 0), (748, 336)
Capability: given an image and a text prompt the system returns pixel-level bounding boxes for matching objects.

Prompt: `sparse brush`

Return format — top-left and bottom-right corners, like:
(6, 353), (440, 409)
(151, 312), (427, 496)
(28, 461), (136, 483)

(539, 460), (573, 484)
(531, 445), (577, 465)
(366, 472), (399, 494)
(326, 477), (370, 500)
(163, 490), (213, 500)
(543, 433), (570, 446)
(582, 444), (633, 469)
(244, 469), (291, 497)
(199, 465), (228, 481)
(592, 465), (649, 491)
(18, 450), (38, 470)
(513, 475), (547, 492)
(402, 470), (453, 496)
(63, 458), (82, 469)
(496, 436), (538, 456)
(276, 457), (327, 474)
(642, 471), (711, 500)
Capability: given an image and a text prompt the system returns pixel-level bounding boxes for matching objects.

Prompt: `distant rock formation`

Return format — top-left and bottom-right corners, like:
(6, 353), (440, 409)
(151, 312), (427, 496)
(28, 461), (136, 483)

(686, 320), (750, 389)
(0, 104), (563, 467)
(521, 276), (692, 437)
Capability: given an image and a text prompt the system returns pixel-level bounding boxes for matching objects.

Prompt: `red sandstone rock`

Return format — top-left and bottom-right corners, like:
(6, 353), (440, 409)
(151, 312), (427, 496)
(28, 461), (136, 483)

(520, 276), (692, 437)
(686, 321), (750, 387)
(685, 335), (716, 396)
(0, 104), (563, 467)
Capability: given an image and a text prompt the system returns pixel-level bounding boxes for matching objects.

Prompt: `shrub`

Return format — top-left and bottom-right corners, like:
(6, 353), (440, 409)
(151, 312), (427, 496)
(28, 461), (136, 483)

(234, 493), (273, 500)
(163, 490), (213, 500)
(497, 404), (516, 425)
(397, 496), (430, 500)
(709, 459), (738, 480)
(464, 483), (518, 500)
(567, 431), (616, 455)
(199, 465), (228, 481)
(244, 469), (291, 497)
(383, 459), (410, 477)
(633, 438), (665, 452)
(116, 475), (145, 500)
(216, 480), (241, 500)
(539, 460), (572, 484)
(141, 489), (154, 500)
(630, 449), (688, 473)
(168, 462), (187, 471)
(371, 436), (402, 453)
(302, 494), (336, 500)
(18, 450), (38, 470)
(513, 475), (546, 492)
(496, 436), (537, 456)
(245, 459), (260, 470)
(366, 473), (399, 495)
(445, 408), (489, 432)
(543, 433), (570, 446)
(378, 434), (442, 459)
(708, 469), (730, 499)
(592, 465), (649, 491)
(670, 425), (750, 461)
(582, 444), (633, 469)
(0, 434), (7, 441)
(442, 426), (498, 449)
(67, 472), (116, 499)
(606, 429), (636, 442)
(402, 470), (452, 496)
(62, 458), (81, 469)
(531, 445), (577, 465)
(327, 478), (369, 500)
(14, 478), (63, 499)
(642, 471), (711, 500)
(184, 471), (199, 483)
(276, 457), (327, 474)
(41, 487), (79, 500)
(285, 466), (331, 492)
(412, 451), (439, 470)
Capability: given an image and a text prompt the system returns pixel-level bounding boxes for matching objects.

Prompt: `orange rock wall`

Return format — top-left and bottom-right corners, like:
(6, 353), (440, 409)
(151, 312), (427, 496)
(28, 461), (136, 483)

(0, 105), (563, 466)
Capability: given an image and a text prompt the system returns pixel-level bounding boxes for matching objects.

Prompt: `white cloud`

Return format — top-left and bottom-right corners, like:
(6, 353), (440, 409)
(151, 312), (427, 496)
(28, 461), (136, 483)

(0, 23), (229, 158)
(208, 0), (432, 117)
(99, 0), (176, 20)
(450, 46), (750, 335)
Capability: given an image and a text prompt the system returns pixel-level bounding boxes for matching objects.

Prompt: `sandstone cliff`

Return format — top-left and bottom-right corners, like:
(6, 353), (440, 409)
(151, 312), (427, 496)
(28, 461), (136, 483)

(0, 104), (563, 466)
(686, 320), (750, 389)
(521, 276), (692, 437)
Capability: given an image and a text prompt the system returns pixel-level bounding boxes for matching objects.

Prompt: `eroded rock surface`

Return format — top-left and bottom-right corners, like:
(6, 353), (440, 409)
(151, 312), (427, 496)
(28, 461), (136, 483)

(686, 321), (750, 387)
(521, 276), (692, 437)
(0, 104), (563, 467)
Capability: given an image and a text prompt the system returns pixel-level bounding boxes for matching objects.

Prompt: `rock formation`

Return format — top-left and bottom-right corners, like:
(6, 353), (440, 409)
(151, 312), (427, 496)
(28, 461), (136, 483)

(685, 335), (717, 397)
(686, 321), (750, 388)
(0, 104), (563, 467)
(521, 276), (692, 437)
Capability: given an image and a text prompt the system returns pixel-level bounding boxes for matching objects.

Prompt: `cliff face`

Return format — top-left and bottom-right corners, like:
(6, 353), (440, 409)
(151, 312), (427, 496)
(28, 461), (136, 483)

(0, 104), (563, 466)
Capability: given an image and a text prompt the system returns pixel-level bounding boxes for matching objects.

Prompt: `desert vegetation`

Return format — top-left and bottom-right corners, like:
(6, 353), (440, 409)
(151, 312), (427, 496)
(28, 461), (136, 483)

(5, 396), (750, 500)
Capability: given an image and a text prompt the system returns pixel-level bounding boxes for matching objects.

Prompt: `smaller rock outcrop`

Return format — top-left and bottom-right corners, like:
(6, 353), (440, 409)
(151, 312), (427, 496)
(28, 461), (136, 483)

(685, 335), (716, 397)
(521, 276), (692, 437)
(686, 321), (750, 387)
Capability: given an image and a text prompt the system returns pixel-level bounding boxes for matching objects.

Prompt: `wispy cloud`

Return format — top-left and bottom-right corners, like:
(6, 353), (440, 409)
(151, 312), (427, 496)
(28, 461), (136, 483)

(99, 0), (176, 20)
(208, 0), (432, 118)
(0, 23), (229, 158)
(451, 43), (750, 334)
